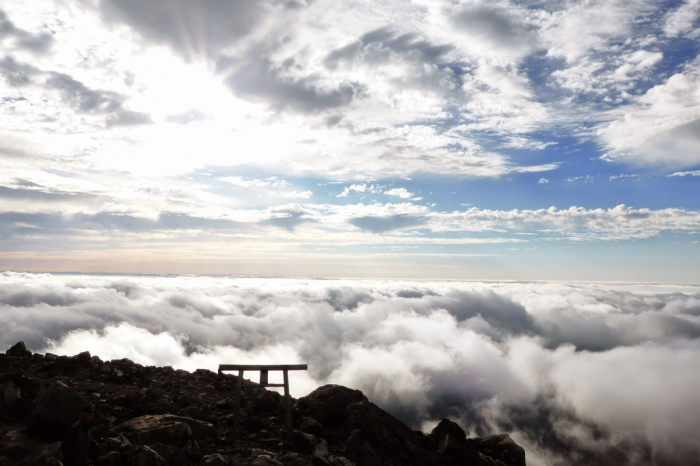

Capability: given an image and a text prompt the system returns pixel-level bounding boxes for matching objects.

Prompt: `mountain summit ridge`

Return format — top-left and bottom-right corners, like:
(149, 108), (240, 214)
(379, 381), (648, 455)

(0, 342), (525, 466)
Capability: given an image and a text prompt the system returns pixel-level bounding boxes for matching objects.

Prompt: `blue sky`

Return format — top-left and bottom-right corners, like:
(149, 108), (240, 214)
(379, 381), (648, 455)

(1, 0), (700, 281)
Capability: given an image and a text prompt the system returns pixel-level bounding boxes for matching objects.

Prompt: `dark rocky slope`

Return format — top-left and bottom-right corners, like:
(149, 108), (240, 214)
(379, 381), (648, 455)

(0, 342), (526, 466)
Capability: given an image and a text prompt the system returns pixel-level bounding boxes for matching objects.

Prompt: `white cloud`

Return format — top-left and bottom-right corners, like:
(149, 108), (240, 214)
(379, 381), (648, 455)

(669, 170), (700, 177)
(663, 0), (700, 37)
(337, 183), (368, 198)
(2, 274), (700, 464)
(384, 188), (414, 199)
(538, 178), (549, 184)
(599, 60), (700, 168)
(609, 173), (639, 181)
(270, 190), (313, 199)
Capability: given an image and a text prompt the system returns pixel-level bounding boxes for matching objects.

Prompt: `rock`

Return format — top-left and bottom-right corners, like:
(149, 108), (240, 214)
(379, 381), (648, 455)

(298, 385), (367, 426)
(246, 391), (281, 414)
(331, 458), (355, 466)
(240, 416), (267, 433)
(99, 435), (130, 455)
(87, 383), (106, 393)
(202, 453), (229, 466)
(291, 430), (318, 454)
(110, 415), (193, 445)
(6, 342), (32, 358)
(97, 451), (124, 466)
(216, 398), (231, 409)
(132, 446), (166, 466)
(343, 401), (429, 466)
(344, 430), (380, 466)
(298, 417), (323, 435)
(73, 351), (92, 364)
(430, 419), (480, 465)
(469, 434), (526, 466)
(3, 380), (21, 403)
(281, 455), (306, 466)
(18, 442), (61, 466)
(252, 455), (283, 466)
(28, 381), (87, 441)
(0, 430), (42, 461)
(110, 414), (217, 445)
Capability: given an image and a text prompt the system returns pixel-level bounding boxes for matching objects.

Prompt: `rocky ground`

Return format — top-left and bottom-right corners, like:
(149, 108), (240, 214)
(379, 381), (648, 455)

(0, 342), (526, 466)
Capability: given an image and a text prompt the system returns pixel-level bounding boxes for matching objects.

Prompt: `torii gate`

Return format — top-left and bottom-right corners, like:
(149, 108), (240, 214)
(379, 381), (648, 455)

(218, 364), (308, 443)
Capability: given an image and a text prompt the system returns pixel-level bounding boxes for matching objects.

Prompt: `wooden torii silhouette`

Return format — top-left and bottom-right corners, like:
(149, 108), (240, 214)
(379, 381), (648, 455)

(218, 364), (308, 443)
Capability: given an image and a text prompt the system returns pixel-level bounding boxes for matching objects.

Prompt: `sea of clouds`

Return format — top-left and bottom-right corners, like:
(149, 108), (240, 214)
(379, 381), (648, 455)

(1, 272), (700, 466)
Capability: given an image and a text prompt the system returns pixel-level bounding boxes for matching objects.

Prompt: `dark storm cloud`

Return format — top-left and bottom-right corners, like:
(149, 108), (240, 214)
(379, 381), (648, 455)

(2, 278), (700, 465)
(349, 214), (427, 233)
(0, 9), (54, 54)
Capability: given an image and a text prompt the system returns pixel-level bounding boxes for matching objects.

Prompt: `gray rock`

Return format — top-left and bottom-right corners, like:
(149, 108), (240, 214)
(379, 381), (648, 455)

(332, 458), (355, 466)
(109, 415), (193, 446)
(291, 430), (318, 455)
(99, 436), (130, 456)
(97, 451), (124, 466)
(252, 455), (283, 466)
(202, 453), (229, 466)
(3, 380), (21, 403)
(298, 385), (367, 426)
(0, 430), (42, 461)
(344, 430), (380, 466)
(19, 442), (61, 466)
(28, 381), (87, 441)
(132, 446), (166, 466)
(298, 417), (323, 436)
(6, 342), (32, 358)
(469, 434), (526, 466)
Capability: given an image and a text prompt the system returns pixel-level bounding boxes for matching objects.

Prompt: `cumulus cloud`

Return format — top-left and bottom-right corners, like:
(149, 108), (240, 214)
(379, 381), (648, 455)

(663, 0), (700, 37)
(0, 8), (53, 54)
(1, 273), (700, 465)
(384, 188), (413, 199)
(598, 61), (700, 168)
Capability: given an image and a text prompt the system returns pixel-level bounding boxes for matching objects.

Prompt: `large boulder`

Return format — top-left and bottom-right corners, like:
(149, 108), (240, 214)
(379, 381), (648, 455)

(429, 419), (480, 465)
(297, 385), (367, 426)
(28, 382), (87, 441)
(202, 453), (229, 466)
(18, 442), (61, 466)
(109, 414), (216, 446)
(6, 342), (32, 358)
(109, 415), (193, 446)
(343, 401), (430, 466)
(0, 430), (43, 461)
(344, 430), (380, 466)
(468, 434), (526, 466)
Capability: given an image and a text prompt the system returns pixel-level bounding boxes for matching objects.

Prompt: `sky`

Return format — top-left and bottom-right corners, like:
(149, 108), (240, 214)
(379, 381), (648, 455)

(2, 272), (700, 465)
(1, 0), (700, 281)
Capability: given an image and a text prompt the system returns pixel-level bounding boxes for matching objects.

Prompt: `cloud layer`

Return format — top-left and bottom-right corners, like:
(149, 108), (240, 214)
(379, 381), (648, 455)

(2, 273), (700, 465)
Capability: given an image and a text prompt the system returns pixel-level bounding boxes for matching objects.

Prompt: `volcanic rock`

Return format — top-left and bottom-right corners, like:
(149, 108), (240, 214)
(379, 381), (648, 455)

(297, 385), (367, 426)
(27, 382), (86, 441)
(0, 342), (528, 466)
(5, 343), (31, 358)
